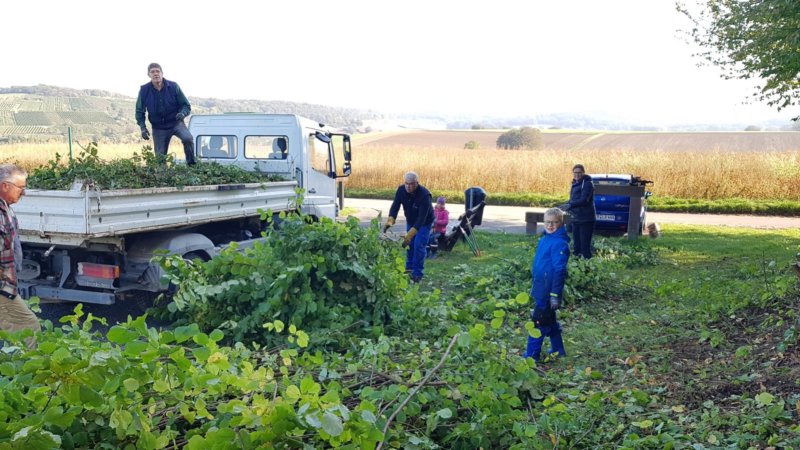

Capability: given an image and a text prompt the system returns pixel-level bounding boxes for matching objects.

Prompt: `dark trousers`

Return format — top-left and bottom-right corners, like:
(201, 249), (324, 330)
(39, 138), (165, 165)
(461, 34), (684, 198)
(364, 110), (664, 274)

(152, 121), (196, 164)
(572, 221), (594, 259)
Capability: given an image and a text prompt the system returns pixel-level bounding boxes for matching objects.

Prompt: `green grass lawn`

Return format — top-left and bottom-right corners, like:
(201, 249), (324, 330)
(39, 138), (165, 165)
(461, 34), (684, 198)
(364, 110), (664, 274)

(419, 224), (800, 447)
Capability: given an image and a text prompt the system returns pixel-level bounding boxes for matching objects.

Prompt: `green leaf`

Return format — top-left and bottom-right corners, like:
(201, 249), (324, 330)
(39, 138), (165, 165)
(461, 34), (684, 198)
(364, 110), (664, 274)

(153, 379), (170, 393)
(209, 329), (224, 342)
(515, 292), (530, 305)
(43, 406), (76, 429)
(436, 408), (453, 419)
(123, 340), (148, 357)
(123, 378), (140, 392)
(361, 410), (377, 424)
(755, 392), (774, 406)
(51, 347), (72, 363)
(107, 325), (136, 344)
(79, 385), (104, 408)
(321, 411), (344, 436)
(174, 324), (199, 343)
(296, 330), (310, 348)
(305, 413), (322, 428)
(285, 385), (301, 403)
(300, 376), (321, 395)
(525, 321), (541, 338)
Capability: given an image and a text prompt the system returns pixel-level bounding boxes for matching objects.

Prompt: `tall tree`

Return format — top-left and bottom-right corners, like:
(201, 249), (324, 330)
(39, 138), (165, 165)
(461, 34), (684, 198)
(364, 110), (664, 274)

(679, 0), (800, 114)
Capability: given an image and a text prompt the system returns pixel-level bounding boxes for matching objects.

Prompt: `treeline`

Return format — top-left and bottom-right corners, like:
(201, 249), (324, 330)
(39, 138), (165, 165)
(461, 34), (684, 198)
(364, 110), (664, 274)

(191, 97), (382, 130)
(451, 112), (798, 132)
(0, 84), (129, 99)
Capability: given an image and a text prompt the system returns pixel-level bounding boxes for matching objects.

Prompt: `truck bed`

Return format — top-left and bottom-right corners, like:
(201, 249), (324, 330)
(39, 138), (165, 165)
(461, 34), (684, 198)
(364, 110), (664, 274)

(16, 180), (297, 240)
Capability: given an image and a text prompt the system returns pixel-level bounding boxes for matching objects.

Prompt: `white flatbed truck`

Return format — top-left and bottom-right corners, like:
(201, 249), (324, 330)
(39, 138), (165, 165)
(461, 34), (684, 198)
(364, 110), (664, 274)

(15, 113), (352, 305)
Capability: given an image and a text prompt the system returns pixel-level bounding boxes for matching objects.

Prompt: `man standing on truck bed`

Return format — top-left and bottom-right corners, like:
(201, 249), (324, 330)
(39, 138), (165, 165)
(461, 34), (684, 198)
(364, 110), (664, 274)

(135, 62), (196, 165)
(382, 172), (434, 283)
(0, 164), (40, 347)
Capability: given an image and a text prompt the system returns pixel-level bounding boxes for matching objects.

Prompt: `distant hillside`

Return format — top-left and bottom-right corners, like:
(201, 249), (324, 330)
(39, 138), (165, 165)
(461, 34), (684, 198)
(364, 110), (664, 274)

(0, 85), (381, 143)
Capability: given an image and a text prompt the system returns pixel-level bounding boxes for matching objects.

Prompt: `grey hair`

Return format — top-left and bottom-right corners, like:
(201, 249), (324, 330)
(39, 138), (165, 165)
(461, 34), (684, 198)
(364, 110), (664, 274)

(404, 171), (419, 183)
(147, 62), (162, 73)
(0, 163), (26, 182)
(544, 207), (565, 222)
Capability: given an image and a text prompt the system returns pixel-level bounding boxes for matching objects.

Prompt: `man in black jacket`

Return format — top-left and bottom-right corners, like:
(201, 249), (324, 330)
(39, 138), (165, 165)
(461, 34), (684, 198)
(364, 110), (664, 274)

(135, 63), (196, 165)
(382, 172), (434, 282)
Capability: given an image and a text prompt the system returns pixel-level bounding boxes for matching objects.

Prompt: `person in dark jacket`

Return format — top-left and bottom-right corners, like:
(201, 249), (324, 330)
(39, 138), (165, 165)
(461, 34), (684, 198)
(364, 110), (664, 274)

(382, 172), (434, 282)
(135, 63), (196, 165)
(564, 164), (595, 258)
(524, 207), (569, 362)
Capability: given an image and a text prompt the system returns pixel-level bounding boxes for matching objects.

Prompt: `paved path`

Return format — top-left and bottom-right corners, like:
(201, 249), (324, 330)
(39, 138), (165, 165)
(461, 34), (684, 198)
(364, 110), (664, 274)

(343, 198), (800, 234)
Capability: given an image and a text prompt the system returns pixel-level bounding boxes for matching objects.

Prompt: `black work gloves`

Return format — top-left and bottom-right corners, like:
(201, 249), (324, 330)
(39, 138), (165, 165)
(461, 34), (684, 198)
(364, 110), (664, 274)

(141, 127), (150, 140)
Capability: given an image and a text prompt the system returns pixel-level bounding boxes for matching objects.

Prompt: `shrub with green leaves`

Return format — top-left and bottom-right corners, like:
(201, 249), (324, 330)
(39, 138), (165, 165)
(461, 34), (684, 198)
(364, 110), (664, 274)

(158, 214), (408, 346)
(0, 306), (385, 449)
(27, 143), (283, 191)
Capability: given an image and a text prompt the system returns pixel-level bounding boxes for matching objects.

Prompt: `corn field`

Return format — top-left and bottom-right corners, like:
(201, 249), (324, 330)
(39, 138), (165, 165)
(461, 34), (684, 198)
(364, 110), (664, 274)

(3, 142), (799, 200)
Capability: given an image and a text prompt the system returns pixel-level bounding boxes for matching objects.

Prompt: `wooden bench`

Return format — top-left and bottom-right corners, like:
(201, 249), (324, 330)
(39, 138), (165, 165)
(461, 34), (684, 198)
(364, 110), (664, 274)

(525, 211), (570, 235)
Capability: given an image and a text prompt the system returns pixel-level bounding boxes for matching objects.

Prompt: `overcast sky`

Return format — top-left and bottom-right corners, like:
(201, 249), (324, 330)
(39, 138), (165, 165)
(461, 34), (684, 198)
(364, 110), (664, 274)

(2, 0), (794, 125)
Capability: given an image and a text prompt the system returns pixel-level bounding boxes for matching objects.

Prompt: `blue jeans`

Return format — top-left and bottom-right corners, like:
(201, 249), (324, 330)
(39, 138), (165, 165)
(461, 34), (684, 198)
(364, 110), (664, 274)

(572, 221), (594, 259)
(524, 321), (566, 362)
(152, 120), (195, 164)
(406, 224), (431, 279)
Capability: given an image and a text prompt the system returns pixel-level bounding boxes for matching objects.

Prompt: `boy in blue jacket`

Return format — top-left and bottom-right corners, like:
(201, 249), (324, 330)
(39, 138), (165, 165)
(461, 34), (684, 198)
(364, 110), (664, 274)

(524, 208), (570, 362)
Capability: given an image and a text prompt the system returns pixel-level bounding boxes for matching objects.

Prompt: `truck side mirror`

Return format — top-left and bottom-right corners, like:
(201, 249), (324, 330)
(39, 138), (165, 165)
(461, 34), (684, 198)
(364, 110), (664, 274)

(343, 135), (352, 162)
(315, 131), (332, 144)
(342, 162), (351, 177)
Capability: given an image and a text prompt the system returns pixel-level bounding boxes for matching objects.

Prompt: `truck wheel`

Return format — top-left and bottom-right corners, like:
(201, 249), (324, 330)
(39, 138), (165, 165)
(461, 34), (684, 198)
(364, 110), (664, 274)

(182, 251), (209, 263)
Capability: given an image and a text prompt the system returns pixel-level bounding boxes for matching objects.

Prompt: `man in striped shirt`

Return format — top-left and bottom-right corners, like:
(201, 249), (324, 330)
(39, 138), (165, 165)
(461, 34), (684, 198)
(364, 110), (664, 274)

(0, 164), (40, 347)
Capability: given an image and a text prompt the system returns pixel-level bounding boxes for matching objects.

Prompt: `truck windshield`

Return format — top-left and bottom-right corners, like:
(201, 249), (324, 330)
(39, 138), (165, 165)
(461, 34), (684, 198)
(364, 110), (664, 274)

(308, 133), (331, 175)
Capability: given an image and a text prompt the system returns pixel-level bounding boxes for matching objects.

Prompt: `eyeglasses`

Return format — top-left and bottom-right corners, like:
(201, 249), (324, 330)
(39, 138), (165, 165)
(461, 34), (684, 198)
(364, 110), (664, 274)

(3, 181), (26, 191)
(404, 182), (418, 186)
(544, 221), (561, 226)
(573, 171), (584, 175)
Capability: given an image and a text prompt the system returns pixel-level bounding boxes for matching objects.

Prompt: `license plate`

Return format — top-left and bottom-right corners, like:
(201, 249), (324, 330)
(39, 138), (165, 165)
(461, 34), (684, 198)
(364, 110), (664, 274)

(596, 214), (616, 221)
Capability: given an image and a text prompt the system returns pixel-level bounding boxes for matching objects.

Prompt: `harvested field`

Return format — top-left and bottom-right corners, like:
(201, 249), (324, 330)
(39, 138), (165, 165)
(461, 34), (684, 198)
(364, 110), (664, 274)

(359, 130), (800, 152)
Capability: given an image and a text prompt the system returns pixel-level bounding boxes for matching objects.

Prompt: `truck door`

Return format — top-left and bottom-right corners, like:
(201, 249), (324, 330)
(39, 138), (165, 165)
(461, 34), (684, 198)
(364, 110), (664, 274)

(304, 132), (337, 220)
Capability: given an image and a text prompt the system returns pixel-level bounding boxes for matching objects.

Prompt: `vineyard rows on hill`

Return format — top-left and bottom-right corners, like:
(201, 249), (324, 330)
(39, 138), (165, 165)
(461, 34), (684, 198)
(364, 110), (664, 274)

(0, 126), (55, 135)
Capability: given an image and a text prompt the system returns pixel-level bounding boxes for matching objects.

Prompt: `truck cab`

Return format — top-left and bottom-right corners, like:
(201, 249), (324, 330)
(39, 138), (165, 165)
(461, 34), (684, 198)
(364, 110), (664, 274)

(189, 113), (352, 220)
